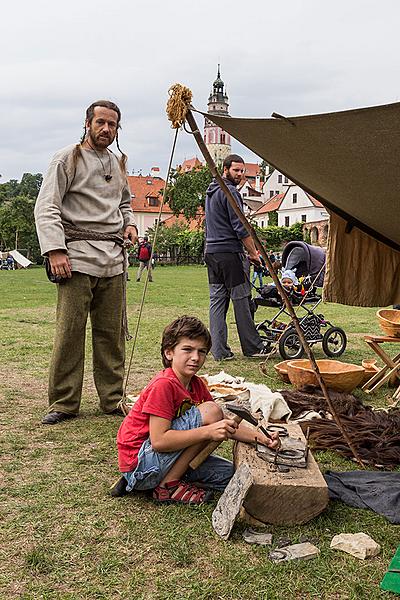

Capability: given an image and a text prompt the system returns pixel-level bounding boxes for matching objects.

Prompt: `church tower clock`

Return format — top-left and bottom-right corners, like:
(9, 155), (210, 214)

(204, 65), (231, 165)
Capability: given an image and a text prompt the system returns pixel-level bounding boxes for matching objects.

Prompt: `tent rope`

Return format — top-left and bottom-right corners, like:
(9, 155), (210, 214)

(118, 127), (179, 414)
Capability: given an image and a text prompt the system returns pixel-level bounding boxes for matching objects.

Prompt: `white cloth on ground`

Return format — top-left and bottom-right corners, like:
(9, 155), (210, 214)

(247, 383), (292, 422)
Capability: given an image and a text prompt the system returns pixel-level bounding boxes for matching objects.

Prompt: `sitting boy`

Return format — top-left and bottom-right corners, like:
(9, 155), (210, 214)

(112, 315), (279, 504)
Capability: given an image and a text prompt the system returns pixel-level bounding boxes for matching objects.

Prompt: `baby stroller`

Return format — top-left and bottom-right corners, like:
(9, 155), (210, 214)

(253, 241), (347, 360)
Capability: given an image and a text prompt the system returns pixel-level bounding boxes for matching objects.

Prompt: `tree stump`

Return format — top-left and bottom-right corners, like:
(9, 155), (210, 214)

(234, 422), (329, 525)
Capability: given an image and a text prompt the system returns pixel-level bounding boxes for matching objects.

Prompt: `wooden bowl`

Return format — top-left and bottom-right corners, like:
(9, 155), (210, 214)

(376, 309), (400, 337)
(286, 359), (365, 393)
(274, 361), (291, 384)
(360, 359), (380, 385)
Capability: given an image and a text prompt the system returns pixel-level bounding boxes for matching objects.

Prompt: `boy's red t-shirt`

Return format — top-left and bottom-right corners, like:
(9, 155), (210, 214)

(117, 367), (212, 472)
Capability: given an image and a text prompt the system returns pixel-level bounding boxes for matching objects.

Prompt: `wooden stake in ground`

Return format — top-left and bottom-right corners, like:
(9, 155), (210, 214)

(165, 83), (364, 467)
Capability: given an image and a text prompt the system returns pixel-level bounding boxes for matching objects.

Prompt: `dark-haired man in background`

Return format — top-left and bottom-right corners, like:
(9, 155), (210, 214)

(35, 100), (138, 424)
(204, 154), (270, 360)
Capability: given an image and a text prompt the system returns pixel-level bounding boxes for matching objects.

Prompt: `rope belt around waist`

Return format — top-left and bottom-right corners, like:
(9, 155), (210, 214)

(64, 224), (131, 341)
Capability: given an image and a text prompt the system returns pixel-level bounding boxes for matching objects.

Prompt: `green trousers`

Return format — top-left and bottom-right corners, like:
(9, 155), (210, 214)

(48, 272), (125, 415)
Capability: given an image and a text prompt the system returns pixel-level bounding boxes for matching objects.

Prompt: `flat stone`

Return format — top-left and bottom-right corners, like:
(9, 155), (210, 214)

(269, 542), (320, 563)
(243, 528), (273, 545)
(212, 463), (253, 540)
(330, 533), (381, 559)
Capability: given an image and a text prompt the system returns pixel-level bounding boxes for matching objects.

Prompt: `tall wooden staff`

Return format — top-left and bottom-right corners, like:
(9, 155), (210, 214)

(166, 84), (364, 467)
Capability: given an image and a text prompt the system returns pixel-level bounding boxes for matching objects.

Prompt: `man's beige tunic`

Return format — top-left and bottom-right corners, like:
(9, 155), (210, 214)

(35, 144), (136, 276)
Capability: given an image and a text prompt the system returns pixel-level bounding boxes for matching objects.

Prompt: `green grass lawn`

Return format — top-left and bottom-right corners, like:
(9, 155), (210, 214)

(0, 265), (397, 599)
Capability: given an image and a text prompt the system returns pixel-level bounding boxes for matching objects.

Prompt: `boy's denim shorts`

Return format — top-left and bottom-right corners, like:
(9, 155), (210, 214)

(123, 405), (234, 492)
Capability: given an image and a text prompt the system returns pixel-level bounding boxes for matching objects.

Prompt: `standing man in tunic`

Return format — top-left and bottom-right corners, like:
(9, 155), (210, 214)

(35, 100), (138, 424)
(204, 154), (270, 360)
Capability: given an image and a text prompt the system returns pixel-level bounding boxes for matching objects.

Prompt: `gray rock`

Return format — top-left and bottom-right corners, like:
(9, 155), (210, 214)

(330, 532), (381, 559)
(270, 542), (320, 563)
(243, 528), (273, 545)
(212, 463), (253, 540)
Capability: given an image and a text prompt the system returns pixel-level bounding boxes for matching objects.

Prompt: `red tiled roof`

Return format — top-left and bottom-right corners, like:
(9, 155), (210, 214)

(244, 162), (261, 178)
(255, 194), (285, 214)
(127, 175), (172, 214)
(179, 157), (203, 172)
(162, 212), (204, 231)
(306, 193), (323, 208)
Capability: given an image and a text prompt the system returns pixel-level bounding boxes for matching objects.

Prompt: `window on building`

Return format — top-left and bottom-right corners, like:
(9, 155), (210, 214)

(270, 190), (275, 198)
(276, 191), (279, 195)
(261, 220), (264, 228)
(131, 193), (135, 198)
(148, 197), (158, 207)
(293, 193), (297, 204)
(285, 216), (290, 227)
(278, 174), (282, 183)
(221, 133), (225, 144)
(284, 177), (289, 183)
(146, 179), (152, 185)
(301, 214), (307, 222)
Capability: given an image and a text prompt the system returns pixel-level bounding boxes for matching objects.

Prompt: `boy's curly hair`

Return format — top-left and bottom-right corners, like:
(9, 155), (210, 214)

(161, 316), (212, 368)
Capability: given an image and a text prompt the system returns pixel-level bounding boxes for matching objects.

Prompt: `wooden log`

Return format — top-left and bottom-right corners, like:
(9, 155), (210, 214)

(234, 422), (329, 525)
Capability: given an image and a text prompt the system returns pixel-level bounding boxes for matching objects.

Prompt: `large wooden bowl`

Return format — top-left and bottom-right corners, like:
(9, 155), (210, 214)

(286, 359), (365, 393)
(377, 309), (400, 337)
(273, 361), (291, 384)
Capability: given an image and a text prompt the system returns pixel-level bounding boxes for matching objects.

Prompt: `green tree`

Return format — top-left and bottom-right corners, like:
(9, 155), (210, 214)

(0, 179), (20, 204)
(0, 195), (39, 258)
(166, 166), (212, 220)
(145, 223), (204, 264)
(19, 173), (43, 198)
(0, 172), (42, 204)
(0, 173), (43, 258)
(268, 210), (278, 226)
(254, 221), (304, 250)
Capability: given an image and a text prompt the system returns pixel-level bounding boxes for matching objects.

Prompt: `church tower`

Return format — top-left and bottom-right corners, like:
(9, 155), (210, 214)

(204, 65), (231, 165)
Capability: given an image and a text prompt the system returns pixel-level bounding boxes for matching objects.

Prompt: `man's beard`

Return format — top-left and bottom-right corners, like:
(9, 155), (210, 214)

(226, 172), (240, 186)
(88, 129), (114, 150)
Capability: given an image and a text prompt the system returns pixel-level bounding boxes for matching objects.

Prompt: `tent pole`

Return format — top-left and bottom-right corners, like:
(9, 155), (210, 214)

(185, 108), (364, 467)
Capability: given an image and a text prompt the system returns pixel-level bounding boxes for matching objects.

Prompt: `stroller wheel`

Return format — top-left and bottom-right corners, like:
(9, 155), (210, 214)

(278, 328), (304, 360)
(322, 326), (347, 357)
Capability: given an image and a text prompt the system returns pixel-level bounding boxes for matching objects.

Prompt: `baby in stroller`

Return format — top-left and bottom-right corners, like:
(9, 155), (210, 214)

(253, 269), (314, 310)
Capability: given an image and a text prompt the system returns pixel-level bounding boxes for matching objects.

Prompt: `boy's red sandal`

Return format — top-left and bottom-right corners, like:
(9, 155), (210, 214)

(153, 480), (213, 505)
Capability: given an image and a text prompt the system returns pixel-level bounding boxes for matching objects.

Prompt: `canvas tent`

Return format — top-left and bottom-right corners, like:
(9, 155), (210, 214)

(9, 250), (32, 268)
(201, 102), (400, 306)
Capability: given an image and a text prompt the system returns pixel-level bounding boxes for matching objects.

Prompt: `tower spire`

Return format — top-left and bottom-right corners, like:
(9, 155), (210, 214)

(204, 67), (231, 164)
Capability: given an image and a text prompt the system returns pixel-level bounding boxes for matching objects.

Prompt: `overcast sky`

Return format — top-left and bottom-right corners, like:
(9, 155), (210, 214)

(1, 0), (400, 182)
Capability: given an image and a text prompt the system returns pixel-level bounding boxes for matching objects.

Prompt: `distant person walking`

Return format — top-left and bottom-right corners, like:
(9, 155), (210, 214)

(6, 255), (15, 270)
(136, 236), (153, 282)
(251, 250), (266, 288)
(35, 99), (138, 425)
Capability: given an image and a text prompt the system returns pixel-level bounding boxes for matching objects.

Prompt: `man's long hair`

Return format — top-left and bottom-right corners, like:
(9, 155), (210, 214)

(72, 100), (127, 174)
